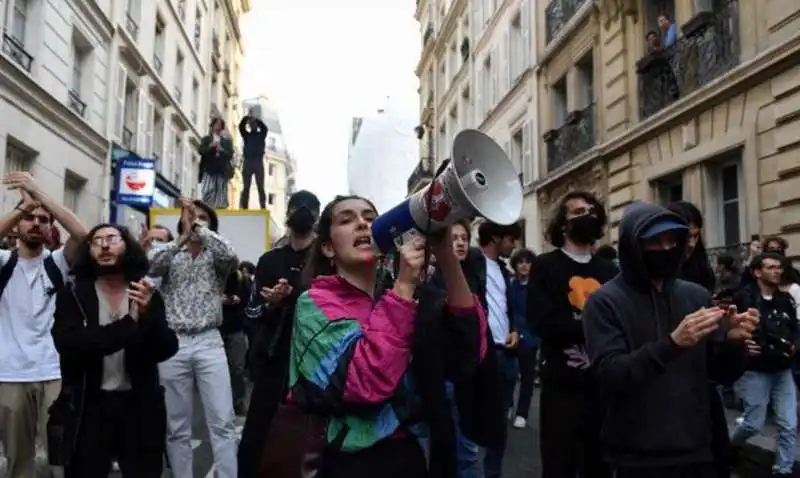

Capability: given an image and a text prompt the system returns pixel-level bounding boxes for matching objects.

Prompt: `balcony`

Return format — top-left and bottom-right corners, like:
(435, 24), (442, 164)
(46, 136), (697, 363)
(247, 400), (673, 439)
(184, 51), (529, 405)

(545, 0), (587, 44)
(125, 13), (139, 40)
(636, 2), (739, 120)
(707, 242), (748, 267)
(543, 103), (596, 173)
(407, 157), (435, 193)
(1, 33), (33, 72)
(153, 53), (163, 75)
(122, 126), (134, 149)
(67, 90), (86, 117)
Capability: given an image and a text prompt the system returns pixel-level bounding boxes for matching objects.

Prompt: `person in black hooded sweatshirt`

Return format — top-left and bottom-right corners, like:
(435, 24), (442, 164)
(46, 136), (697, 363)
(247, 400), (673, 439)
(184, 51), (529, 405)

(583, 202), (756, 478)
(667, 200), (735, 478)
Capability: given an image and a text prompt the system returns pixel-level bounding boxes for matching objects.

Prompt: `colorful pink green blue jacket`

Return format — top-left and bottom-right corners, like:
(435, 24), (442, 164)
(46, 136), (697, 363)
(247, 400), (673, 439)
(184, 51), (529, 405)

(287, 275), (488, 452)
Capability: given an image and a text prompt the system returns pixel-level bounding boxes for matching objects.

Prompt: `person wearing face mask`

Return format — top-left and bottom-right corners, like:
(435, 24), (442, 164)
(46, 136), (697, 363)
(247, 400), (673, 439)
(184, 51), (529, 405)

(582, 202), (755, 478)
(528, 191), (616, 478)
(237, 190), (320, 476)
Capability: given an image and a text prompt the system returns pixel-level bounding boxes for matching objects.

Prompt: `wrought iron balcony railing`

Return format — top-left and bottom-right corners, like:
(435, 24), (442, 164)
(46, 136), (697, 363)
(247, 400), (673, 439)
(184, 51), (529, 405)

(636, 1), (739, 120)
(707, 242), (749, 268)
(1, 33), (33, 72)
(125, 13), (139, 40)
(153, 53), (163, 75)
(67, 90), (86, 117)
(122, 127), (134, 149)
(407, 157), (435, 193)
(545, 0), (587, 44)
(543, 102), (596, 173)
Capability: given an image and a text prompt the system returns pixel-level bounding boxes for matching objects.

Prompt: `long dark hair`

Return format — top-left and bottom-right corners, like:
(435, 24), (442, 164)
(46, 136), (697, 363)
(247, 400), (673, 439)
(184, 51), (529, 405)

(303, 195), (378, 286)
(70, 223), (150, 283)
(546, 191), (608, 248)
(666, 201), (716, 292)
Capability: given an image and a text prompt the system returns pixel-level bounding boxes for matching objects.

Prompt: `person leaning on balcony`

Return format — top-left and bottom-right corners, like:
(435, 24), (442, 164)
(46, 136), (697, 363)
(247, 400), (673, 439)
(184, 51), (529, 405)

(199, 117), (234, 209)
(658, 12), (678, 48)
(646, 30), (662, 52)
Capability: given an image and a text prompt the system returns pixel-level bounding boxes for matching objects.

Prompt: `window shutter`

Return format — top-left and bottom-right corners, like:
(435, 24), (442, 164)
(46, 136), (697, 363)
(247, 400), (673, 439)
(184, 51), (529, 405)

(113, 64), (127, 140)
(144, 98), (154, 158)
(522, 0), (531, 69)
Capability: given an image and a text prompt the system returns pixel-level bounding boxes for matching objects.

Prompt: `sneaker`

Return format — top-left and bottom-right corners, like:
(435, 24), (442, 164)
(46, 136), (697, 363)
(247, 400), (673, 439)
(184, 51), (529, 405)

(513, 416), (527, 429)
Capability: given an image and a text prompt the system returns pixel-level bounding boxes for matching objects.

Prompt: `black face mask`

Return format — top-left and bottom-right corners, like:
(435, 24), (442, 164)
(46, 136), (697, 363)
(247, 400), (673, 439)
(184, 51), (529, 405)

(566, 214), (602, 245)
(642, 247), (683, 279)
(287, 207), (316, 234)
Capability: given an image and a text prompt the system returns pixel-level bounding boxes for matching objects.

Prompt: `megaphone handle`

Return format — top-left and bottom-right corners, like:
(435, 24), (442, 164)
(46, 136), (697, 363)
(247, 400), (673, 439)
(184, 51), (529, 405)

(417, 157), (449, 281)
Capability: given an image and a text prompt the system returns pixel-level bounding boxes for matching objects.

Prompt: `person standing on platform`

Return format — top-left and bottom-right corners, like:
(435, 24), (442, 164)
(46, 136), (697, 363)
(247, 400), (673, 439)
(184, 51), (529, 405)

(238, 112), (268, 210)
(199, 117), (234, 209)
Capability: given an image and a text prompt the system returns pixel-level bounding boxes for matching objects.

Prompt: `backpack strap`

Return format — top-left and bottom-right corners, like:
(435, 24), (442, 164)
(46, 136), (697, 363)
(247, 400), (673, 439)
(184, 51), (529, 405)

(42, 255), (64, 296)
(0, 250), (19, 299)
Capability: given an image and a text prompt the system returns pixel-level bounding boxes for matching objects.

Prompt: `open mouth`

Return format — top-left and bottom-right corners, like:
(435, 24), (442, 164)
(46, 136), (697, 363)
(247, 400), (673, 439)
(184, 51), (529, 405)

(353, 236), (372, 249)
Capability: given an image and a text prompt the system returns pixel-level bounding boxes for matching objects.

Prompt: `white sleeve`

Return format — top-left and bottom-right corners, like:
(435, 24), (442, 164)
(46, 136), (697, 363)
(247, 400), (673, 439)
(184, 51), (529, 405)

(790, 284), (800, 321)
(50, 248), (71, 280)
(0, 249), (10, 267)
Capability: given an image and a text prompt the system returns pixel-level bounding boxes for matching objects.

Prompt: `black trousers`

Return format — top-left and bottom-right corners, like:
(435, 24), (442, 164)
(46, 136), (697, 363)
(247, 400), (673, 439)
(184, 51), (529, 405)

(240, 159), (266, 209)
(614, 462), (717, 478)
(65, 391), (163, 478)
(322, 435), (427, 478)
(539, 382), (610, 478)
(515, 346), (538, 419)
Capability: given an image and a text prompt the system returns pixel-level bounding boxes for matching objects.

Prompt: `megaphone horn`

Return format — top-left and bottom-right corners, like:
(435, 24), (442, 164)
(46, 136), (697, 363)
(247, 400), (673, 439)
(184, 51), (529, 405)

(371, 129), (524, 253)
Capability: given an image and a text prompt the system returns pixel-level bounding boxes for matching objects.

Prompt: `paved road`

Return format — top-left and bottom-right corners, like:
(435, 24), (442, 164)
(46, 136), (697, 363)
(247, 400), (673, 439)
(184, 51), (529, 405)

(31, 384), (540, 478)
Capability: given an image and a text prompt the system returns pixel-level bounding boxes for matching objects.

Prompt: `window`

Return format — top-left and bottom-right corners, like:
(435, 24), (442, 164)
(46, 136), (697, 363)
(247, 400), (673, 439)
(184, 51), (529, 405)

(12, 0), (28, 44)
(3, 140), (33, 211)
(720, 163), (742, 245)
(268, 193), (275, 206)
(177, 0), (186, 20)
(576, 53), (594, 108)
(267, 136), (277, 151)
(552, 77), (568, 128)
(510, 127), (523, 174)
(655, 174), (683, 205)
(481, 55), (491, 116)
(191, 79), (199, 125)
(113, 64), (127, 140)
(63, 172), (85, 213)
(153, 17), (165, 73)
(70, 33), (91, 96)
(268, 163), (275, 176)
(194, 9), (202, 51)
(509, 12), (523, 82)
(174, 51), (184, 102)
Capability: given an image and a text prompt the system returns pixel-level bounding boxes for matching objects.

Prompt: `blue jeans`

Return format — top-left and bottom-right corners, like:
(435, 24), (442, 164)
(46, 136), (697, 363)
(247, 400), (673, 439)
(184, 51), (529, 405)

(484, 348), (519, 478)
(445, 382), (482, 478)
(731, 369), (798, 474)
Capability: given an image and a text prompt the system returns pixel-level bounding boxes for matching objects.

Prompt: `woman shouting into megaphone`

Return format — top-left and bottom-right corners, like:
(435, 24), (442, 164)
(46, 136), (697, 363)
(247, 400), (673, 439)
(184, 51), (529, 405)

(255, 194), (490, 478)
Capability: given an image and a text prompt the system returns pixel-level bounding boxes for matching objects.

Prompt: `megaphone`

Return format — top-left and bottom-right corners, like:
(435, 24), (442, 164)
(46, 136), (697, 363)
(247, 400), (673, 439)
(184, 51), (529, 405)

(371, 129), (524, 253)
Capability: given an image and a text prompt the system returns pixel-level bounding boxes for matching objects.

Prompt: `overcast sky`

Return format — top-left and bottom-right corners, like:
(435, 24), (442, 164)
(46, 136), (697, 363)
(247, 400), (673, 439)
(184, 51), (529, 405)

(240, 0), (421, 206)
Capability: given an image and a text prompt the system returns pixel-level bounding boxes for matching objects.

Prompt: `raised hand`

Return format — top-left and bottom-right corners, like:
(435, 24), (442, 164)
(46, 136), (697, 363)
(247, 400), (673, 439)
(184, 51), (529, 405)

(128, 280), (153, 319)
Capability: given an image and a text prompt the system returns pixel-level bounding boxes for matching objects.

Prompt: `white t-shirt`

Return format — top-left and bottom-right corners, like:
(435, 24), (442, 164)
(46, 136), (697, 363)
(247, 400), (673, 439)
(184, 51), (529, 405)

(787, 283), (800, 320)
(0, 248), (70, 382)
(485, 257), (509, 345)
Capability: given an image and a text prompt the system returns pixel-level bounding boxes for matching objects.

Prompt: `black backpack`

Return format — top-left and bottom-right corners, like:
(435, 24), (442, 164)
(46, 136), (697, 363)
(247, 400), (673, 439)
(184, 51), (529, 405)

(0, 250), (65, 299)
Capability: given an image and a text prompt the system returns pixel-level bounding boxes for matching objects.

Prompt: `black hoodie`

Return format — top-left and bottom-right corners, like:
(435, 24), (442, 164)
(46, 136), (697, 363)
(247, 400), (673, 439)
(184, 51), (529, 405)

(582, 202), (747, 468)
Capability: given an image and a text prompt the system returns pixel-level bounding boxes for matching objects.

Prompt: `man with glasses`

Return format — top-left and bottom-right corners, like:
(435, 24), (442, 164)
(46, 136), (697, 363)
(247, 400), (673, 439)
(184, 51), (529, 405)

(0, 171), (87, 477)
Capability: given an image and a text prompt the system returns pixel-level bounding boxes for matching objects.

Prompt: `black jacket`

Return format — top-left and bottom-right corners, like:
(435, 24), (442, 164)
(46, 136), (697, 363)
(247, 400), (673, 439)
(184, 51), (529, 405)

(48, 280), (178, 467)
(239, 117), (268, 160)
(733, 283), (798, 373)
(582, 202), (747, 468)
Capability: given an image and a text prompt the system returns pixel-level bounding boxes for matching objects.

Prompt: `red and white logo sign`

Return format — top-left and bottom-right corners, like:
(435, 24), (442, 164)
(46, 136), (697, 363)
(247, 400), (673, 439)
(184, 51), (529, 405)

(424, 181), (451, 222)
(118, 168), (155, 197)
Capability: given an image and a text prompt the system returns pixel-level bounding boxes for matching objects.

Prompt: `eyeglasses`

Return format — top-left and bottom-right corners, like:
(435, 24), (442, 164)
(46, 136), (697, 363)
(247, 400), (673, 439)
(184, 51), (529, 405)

(23, 214), (50, 224)
(90, 235), (123, 247)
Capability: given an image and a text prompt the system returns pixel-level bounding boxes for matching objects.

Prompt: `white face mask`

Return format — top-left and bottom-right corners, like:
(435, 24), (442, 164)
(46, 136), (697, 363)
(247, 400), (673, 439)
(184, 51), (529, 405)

(150, 240), (168, 252)
(196, 220), (208, 229)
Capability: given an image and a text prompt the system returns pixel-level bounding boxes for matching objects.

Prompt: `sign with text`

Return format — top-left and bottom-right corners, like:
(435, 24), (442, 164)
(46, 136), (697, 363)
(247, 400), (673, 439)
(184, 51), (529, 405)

(115, 155), (156, 206)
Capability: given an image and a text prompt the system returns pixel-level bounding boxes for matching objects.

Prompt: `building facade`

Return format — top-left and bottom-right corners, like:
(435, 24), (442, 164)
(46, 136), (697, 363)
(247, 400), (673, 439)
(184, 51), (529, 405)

(348, 105), (419, 213)
(240, 95), (291, 224)
(0, 0), (111, 225)
(535, 0), (800, 261)
(0, 0), (248, 231)
(413, 0), (542, 251)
